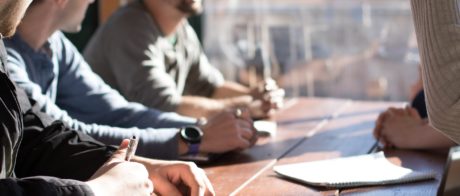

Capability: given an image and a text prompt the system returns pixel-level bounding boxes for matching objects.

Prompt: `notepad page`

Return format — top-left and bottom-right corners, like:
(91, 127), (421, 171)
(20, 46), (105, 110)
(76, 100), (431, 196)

(274, 152), (436, 188)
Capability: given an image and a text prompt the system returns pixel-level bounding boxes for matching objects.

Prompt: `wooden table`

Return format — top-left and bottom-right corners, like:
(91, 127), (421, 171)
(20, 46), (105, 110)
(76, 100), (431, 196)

(202, 98), (447, 195)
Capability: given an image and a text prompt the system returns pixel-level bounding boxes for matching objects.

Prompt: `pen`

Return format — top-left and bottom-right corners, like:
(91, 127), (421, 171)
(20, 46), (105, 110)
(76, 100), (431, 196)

(125, 136), (138, 161)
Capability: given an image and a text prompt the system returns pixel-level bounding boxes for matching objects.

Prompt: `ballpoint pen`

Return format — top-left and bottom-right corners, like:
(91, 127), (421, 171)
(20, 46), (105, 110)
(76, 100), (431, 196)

(125, 136), (138, 161)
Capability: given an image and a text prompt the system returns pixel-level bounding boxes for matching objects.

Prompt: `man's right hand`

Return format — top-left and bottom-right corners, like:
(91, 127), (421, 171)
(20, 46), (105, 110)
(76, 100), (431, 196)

(86, 139), (154, 196)
(198, 109), (257, 153)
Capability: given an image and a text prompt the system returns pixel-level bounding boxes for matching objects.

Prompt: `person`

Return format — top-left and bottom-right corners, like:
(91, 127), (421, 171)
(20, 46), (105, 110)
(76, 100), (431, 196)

(83, 0), (285, 119)
(411, 0), (460, 143)
(5, 0), (257, 160)
(374, 64), (456, 149)
(373, 94), (456, 149)
(0, 0), (214, 195)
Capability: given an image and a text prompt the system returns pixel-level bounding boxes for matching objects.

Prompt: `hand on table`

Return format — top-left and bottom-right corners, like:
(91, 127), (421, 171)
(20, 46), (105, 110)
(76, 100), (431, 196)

(373, 106), (427, 149)
(249, 78), (285, 119)
(133, 158), (215, 196)
(199, 109), (258, 153)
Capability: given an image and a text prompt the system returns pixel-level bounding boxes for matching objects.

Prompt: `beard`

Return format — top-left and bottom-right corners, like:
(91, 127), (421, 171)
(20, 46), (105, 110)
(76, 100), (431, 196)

(177, 0), (202, 16)
(0, 0), (29, 37)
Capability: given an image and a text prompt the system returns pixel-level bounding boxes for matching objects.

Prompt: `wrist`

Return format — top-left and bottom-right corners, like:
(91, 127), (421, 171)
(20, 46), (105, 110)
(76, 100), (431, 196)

(179, 126), (203, 155)
(178, 136), (188, 155)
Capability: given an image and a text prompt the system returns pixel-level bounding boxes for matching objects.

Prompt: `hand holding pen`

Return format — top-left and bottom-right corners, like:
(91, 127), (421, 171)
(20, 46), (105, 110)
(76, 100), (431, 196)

(86, 138), (153, 196)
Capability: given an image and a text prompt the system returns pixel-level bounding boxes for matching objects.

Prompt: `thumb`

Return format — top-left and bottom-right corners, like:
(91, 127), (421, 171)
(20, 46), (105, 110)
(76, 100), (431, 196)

(111, 139), (131, 161)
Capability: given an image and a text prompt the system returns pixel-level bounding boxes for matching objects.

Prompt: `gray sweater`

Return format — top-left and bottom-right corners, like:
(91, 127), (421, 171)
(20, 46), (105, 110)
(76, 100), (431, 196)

(84, 1), (224, 112)
(411, 0), (460, 143)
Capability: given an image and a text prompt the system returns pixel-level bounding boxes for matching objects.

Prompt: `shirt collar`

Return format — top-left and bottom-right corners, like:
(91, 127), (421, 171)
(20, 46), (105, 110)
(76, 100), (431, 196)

(9, 33), (53, 58)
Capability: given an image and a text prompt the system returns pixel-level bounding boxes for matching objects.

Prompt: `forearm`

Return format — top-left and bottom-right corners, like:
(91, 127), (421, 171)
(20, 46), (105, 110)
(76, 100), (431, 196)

(177, 95), (253, 118)
(411, 0), (460, 143)
(212, 81), (250, 99)
(413, 124), (456, 149)
(176, 96), (226, 118)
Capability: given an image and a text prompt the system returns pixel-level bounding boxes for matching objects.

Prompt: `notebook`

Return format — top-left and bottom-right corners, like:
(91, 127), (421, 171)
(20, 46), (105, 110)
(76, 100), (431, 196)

(274, 152), (436, 188)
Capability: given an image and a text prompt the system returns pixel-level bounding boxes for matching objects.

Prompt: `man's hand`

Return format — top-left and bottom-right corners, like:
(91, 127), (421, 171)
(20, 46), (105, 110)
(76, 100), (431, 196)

(199, 109), (257, 153)
(249, 78), (285, 119)
(374, 106), (456, 149)
(374, 106), (445, 149)
(86, 139), (154, 196)
(132, 158), (215, 196)
(375, 107), (424, 148)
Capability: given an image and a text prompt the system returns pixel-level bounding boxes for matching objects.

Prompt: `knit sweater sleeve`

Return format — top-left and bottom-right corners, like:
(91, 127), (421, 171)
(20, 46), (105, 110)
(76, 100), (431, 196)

(411, 0), (460, 143)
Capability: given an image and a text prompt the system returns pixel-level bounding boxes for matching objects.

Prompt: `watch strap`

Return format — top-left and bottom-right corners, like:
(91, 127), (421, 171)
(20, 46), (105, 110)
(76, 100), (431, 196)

(187, 143), (200, 155)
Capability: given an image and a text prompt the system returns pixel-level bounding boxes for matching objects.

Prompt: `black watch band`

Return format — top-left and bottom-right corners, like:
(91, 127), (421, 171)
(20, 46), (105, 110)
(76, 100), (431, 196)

(180, 126), (203, 155)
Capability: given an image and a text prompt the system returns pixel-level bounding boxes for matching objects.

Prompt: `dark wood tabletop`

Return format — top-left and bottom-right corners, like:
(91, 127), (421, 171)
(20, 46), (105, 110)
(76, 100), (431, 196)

(202, 98), (448, 195)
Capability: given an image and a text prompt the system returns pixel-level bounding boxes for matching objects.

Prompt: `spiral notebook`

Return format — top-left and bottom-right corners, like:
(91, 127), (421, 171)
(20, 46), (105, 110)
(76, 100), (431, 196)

(274, 152), (436, 188)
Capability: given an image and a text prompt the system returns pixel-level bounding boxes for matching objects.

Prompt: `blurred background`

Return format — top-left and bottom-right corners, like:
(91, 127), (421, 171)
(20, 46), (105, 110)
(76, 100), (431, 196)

(73, 0), (419, 102)
(202, 0), (419, 101)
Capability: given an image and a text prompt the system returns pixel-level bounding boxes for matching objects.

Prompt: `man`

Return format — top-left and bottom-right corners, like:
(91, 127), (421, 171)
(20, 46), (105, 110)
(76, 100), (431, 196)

(0, 0), (214, 195)
(374, 0), (460, 149)
(84, 0), (285, 119)
(5, 0), (256, 159)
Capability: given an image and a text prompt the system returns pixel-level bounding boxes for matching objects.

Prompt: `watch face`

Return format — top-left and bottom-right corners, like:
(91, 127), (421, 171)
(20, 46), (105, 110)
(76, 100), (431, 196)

(181, 126), (203, 143)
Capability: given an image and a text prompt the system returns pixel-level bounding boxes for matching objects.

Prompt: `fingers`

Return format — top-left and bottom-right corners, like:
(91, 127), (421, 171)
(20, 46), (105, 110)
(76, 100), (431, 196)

(378, 131), (395, 149)
(238, 125), (254, 141)
(175, 163), (215, 196)
(373, 111), (387, 140)
(252, 79), (285, 112)
(234, 108), (252, 121)
(152, 174), (182, 196)
(234, 108), (258, 145)
(260, 89), (285, 111)
(240, 108), (252, 121)
(235, 115), (257, 147)
(184, 165), (208, 196)
(110, 139), (131, 161)
(236, 133), (252, 150)
(263, 89), (285, 101)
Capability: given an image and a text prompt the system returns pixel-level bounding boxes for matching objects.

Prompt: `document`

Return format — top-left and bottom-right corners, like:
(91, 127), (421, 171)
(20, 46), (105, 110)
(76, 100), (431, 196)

(274, 152), (436, 188)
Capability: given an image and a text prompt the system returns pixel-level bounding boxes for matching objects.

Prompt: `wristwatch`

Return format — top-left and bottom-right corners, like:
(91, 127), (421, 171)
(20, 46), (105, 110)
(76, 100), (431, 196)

(180, 126), (203, 155)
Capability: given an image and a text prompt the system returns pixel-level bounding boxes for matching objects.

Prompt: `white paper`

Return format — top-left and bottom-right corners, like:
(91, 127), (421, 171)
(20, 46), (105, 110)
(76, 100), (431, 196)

(254, 120), (277, 136)
(274, 152), (436, 188)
